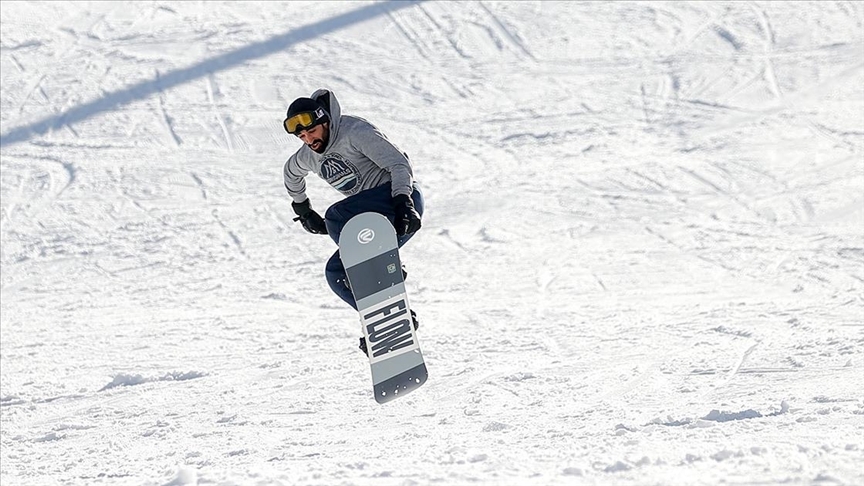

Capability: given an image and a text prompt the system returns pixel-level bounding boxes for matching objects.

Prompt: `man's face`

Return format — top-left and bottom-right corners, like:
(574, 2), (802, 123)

(297, 122), (329, 154)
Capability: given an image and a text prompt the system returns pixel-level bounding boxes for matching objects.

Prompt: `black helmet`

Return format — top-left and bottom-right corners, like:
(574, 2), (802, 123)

(283, 97), (329, 134)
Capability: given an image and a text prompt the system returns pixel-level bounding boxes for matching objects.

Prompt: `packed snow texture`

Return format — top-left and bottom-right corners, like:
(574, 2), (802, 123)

(1, 1), (863, 485)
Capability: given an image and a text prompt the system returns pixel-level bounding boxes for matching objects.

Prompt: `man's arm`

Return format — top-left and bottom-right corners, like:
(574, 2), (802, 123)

(350, 120), (421, 235)
(283, 153), (328, 235)
(350, 121), (414, 197)
(283, 153), (310, 203)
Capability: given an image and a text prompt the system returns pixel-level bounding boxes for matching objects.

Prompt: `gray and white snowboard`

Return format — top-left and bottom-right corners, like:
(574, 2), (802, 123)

(339, 212), (427, 404)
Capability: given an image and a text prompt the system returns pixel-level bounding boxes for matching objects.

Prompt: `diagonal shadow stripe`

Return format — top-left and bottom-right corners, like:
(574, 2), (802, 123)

(0, 1), (422, 148)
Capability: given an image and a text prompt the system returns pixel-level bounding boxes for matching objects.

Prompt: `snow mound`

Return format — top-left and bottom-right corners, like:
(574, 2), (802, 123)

(651, 401), (790, 427)
(99, 371), (207, 392)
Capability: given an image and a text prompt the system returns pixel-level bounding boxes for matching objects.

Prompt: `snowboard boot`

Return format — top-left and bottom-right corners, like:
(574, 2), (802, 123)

(358, 309), (419, 356)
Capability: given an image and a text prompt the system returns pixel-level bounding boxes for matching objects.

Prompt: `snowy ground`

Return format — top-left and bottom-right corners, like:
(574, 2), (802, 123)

(1, 1), (863, 485)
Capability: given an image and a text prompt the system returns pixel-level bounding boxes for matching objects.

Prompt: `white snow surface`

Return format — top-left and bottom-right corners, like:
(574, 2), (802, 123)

(1, 1), (863, 485)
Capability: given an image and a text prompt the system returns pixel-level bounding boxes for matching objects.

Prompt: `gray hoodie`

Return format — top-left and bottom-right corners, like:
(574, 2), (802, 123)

(282, 89), (414, 204)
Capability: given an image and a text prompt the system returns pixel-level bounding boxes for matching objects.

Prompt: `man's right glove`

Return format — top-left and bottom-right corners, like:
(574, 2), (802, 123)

(292, 199), (328, 235)
(392, 194), (422, 236)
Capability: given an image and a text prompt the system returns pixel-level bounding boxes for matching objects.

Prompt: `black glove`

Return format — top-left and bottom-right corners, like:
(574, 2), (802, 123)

(392, 194), (421, 236)
(292, 199), (328, 235)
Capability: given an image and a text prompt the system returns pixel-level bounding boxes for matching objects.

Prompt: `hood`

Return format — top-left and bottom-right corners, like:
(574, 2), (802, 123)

(310, 88), (341, 152)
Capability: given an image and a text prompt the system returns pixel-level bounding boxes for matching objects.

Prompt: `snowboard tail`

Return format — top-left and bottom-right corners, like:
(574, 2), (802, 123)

(340, 212), (427, 404)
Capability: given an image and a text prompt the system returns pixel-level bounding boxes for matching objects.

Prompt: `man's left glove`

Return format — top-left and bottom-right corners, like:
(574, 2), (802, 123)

(392, 194), (421, 236)
(292, 199), (328, 235)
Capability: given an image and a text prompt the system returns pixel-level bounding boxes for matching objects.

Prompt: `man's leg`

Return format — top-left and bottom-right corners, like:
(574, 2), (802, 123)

(321, 183), (426, 354)
(321, 185), (395, 311)
(325, 250), (357, 310)
(322, 183), (425, 304)
(325, 183), (425, 245)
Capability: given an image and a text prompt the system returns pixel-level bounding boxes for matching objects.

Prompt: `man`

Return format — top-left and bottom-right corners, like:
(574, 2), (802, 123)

(282, 89), (424, 355)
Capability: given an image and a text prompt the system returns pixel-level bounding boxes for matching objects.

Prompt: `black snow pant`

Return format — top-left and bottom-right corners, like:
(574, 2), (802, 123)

(323, 182), (424, 310)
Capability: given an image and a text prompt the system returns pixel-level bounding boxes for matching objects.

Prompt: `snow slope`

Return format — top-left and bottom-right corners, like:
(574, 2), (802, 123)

(1, 1), (863, 485)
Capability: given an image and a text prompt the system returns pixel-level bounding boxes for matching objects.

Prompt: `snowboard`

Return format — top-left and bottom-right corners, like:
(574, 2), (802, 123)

(340, 212), (427, 404)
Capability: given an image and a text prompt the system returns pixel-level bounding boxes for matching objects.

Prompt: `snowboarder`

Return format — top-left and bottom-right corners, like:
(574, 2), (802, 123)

(282, 89), (424, 354)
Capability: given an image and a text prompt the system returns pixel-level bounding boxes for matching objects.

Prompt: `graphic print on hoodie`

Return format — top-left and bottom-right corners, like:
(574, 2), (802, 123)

(319, 153), (361, 193)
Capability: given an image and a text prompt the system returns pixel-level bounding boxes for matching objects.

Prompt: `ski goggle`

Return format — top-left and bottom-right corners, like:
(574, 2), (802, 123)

(283, 108), (327, 135)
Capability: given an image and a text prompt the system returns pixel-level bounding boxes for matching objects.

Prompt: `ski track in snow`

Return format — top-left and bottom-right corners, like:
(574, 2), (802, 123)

(1, 1), (863, 485)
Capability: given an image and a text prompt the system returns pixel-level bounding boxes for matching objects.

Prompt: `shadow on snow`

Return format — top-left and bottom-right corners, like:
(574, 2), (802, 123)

(0, 1), (422, 148)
